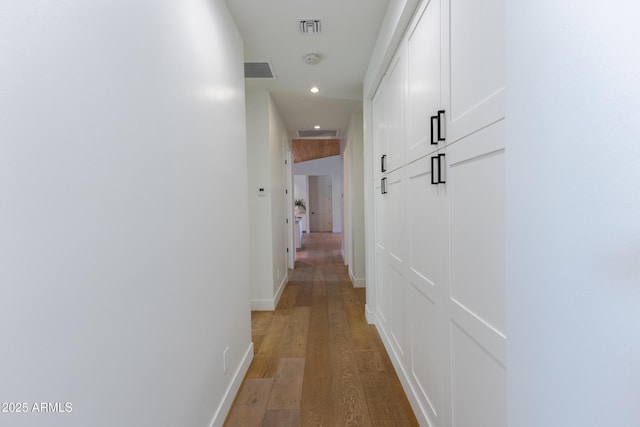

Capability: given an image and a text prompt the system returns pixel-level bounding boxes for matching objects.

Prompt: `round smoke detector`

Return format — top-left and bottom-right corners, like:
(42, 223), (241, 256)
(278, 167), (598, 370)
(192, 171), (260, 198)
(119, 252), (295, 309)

(303, 53), (322, 65)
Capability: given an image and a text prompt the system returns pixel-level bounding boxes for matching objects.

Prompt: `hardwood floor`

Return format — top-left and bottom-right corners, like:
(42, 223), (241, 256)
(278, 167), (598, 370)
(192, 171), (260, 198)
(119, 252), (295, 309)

(225, 233), (418, 426)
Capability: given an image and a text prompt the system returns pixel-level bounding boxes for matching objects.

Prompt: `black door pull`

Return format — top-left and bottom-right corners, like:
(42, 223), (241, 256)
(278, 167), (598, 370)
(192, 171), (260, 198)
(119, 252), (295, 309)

(431, 154), (446, 185)
(431, 156), (438, 185)
(437, 110), (446, 142)
(438, 153), (446, 184)
(430, 115), (438, 145)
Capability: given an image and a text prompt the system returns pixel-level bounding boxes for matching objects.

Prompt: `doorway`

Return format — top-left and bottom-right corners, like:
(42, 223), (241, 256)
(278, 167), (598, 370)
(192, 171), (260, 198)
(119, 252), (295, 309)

(308, 175), (332, 232)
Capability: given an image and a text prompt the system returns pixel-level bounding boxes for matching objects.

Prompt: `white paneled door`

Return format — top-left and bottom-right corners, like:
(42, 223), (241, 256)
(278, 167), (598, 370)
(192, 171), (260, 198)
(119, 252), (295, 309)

(406, 0), (442, 164)
(444, 121), (506, 427)
(374, 177), (389, 326)
(373, 79), (387, 180)
(441, 0), (505, 144)
(406, 152), (446, 427)
(384, 168), (407, 358)
(309, 175), (332, 232)
(384, 45), (407, 174)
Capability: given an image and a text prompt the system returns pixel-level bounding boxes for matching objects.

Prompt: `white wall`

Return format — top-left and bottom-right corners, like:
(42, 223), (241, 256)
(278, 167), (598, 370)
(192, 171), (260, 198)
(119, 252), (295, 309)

(245, 91), (291, 310)
(344, 114), (366, 287)
(292, 155), (344, 233)
(506, 1), (640, 425)
(246, 92), (274, 305)
(0, 1), (252, 426)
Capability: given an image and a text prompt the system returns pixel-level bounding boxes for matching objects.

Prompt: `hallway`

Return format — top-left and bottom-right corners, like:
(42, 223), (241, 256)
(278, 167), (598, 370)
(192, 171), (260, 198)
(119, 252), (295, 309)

(225, 233), (418, 426)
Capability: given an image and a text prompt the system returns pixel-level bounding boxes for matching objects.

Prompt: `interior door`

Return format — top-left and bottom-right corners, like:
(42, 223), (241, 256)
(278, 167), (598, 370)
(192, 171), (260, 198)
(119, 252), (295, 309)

(309, 175), (332, 232)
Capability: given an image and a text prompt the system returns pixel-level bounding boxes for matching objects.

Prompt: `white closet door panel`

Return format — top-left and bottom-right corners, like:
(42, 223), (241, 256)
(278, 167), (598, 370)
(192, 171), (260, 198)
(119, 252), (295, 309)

(386, 168), (407, 356)
(375, 178), (387, 251)
(389, 263), (407, 356)
(385, 169), (405, 264)
(411, 285), (442, 426)
(447, 122), (505, 335)
(407, 157), (441, 298)
(375, 248), (389, 325)
(406, 0), (442, 163)
(385, 45), (407, 172)
(450, 322), (506, 427)
(450, 299), (505, 365)
(374, 179), (389, 325)
(443, 0), (505, 143)
(373, 80), (388, 179)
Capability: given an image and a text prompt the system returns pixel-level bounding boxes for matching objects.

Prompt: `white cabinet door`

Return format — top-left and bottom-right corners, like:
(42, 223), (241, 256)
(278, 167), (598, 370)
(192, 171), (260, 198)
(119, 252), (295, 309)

(384, 168), (407, 358)
(443, 121), (506, 427)
(385, 44), (407, 173)
(374, 177), (389, 326)
(373, 79), (388, 180)
(374, 166), (408, 361)
(406, 152), (446, 427)
(442, 0), (505, 144)
(406, 0), (442, 163)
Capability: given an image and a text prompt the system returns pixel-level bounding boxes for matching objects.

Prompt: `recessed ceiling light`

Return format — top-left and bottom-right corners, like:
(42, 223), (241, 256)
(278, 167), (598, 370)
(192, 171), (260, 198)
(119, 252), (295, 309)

(314, 125), (321, 129)
(310, 86), (319, 93)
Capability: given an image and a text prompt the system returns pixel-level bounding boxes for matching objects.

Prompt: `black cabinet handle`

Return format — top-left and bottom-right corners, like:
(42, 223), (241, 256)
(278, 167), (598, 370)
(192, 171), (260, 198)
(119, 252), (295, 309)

(381, 154), (387, 173)
(438, 153), (446, 184)
(431, 156), (438, 185)
(437, 110), (446, 142)
(381, 177), (388, 194)
(430, 115), (438, 145)
(431, 154), (446, 185)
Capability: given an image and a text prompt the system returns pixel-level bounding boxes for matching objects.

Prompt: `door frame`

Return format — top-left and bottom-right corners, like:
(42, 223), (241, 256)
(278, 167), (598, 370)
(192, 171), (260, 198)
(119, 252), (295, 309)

(285, 148), (294, 269)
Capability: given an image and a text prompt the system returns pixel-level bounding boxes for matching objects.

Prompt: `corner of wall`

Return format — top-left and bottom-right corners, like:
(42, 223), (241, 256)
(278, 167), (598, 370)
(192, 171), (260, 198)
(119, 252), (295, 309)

(349, 268), (366, 288)
(273, 270), (288, 309)
(208, 342), (254, 427)
(249, 257), (288, 311)
(365, 304), (377, 325)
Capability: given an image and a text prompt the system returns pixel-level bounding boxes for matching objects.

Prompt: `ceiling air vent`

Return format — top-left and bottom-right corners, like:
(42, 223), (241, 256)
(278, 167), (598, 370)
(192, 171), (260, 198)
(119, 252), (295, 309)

(299, 19), (322, 34)
(297, 129), (339, 138)
(244, 62), (275, 79)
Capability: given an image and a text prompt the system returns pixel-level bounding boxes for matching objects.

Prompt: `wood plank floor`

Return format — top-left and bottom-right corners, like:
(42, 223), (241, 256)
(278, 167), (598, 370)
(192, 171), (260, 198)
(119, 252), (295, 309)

(225, 232), (418, 426)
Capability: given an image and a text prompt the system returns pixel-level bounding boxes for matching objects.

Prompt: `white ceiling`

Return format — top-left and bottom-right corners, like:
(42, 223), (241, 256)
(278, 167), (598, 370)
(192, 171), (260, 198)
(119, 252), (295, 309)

(226, 0), (390, 139)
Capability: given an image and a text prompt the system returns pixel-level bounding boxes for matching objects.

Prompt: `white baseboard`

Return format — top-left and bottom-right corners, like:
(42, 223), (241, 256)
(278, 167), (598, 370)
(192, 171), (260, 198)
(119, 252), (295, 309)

(250, 272), (288, 311)
(348, 268), (366, 288)
(365, 304), (377, 325)
(209, 342), (254, 427)
(273, 272), (287, 308)
(250, 299), (275, 311)
(374, 324), (430, 427)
